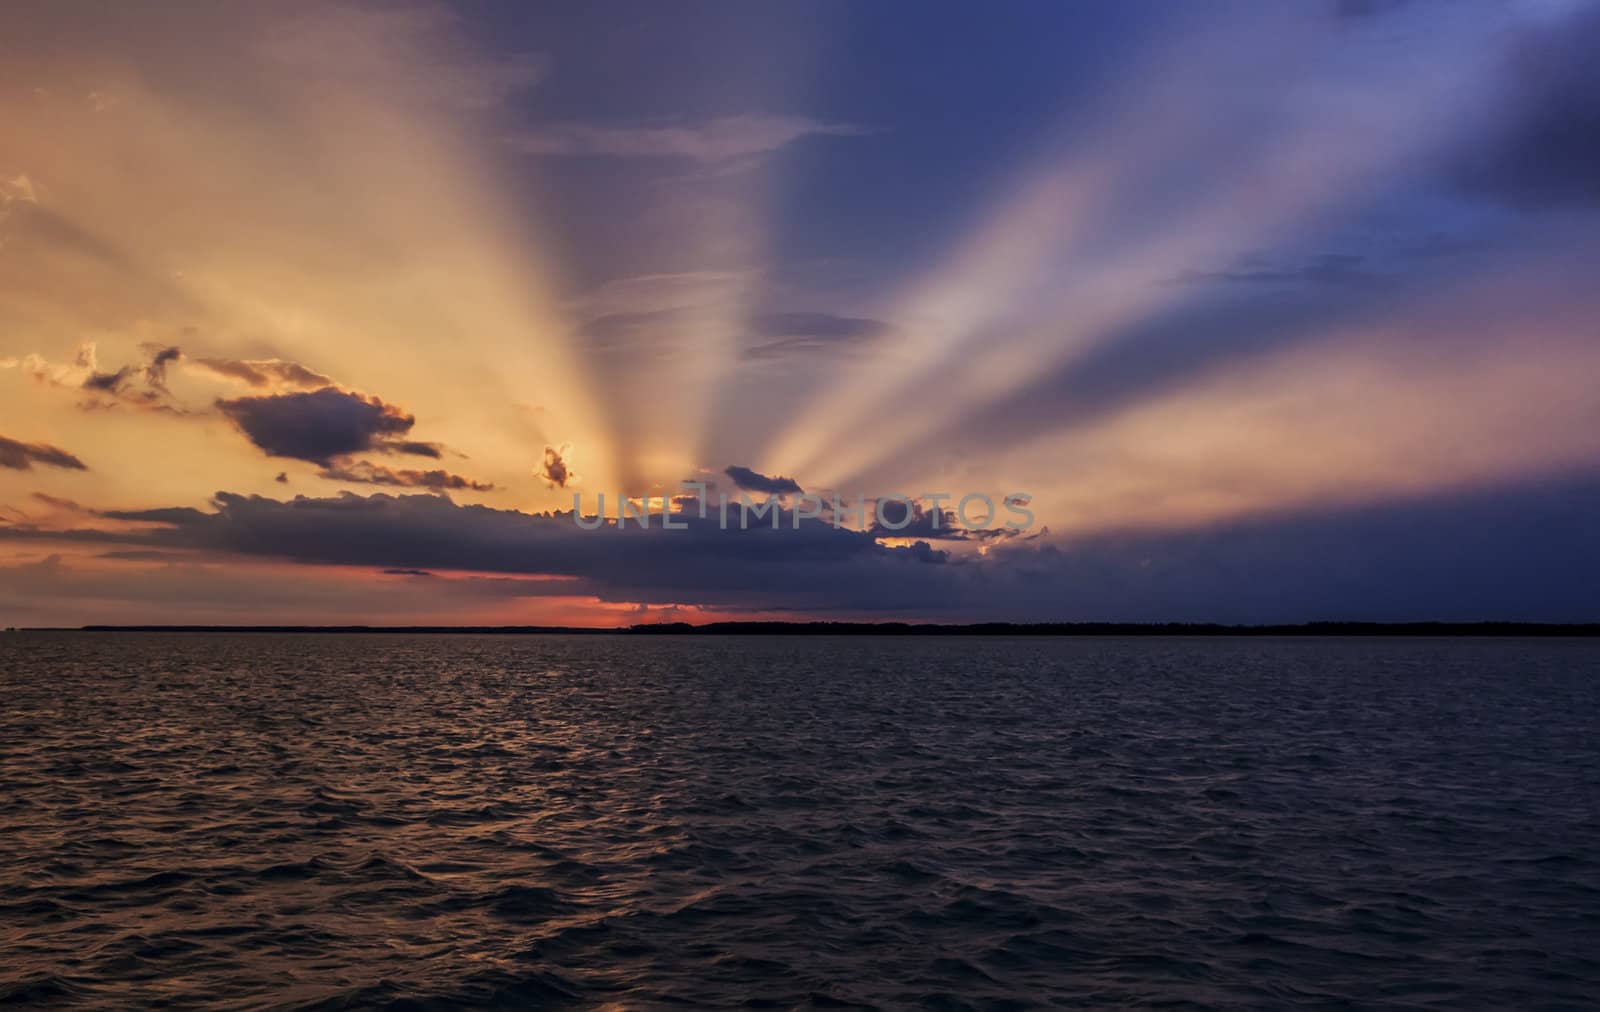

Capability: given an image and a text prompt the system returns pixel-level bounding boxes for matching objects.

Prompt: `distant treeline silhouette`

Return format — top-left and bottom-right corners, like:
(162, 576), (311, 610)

(35, 621), (1600, 636)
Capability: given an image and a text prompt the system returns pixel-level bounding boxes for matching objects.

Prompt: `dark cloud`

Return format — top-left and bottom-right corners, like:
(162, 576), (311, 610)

(190, 357), (337, 390)
(1015, 471), (1600, 624)
(743, 312), (897, 360)
(1454, 6), (1600, 208)
(58, 491), (944, 613)
(388, 441), (444, 459)
(864, 498), (1026, 544)
(724, 465), (803, 495)
(382, 568), (435, 577)
(142, 345), (182, 390)
(82, 365), (135, 393)
(868, 496), (926, 532)
(10, 471), (1600, 621)
(100, 505), (212, 526)
(0, 435), (87, 471)
(904, 540), (947, 565)
(67, 344), (190, 413)
(215, 388), (431, 466)
(537, 445), (574, 488)
(319, 460), (494, 492)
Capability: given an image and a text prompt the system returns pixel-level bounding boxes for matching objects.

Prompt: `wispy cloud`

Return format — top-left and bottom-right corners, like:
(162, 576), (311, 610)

(1169, 253), (1382, 288)
(742, 312), (898, 360)
(318, 460), (494, 492)
(0, 434), (86, 471)
(188, 357), (336, 391)
(568, 271), (751, 320)
(508, 114), (865, 164)
(3, 342), (188, 413)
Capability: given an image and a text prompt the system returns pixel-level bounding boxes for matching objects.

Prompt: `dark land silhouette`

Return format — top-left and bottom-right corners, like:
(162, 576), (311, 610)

(23, 621), (1600, 636)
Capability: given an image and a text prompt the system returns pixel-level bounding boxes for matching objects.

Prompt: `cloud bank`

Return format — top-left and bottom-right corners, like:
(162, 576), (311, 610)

(8, 472), (1599, 623)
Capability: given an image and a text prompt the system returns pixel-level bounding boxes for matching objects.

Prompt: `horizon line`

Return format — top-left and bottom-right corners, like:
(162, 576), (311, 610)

(7, 621), (1598, 637)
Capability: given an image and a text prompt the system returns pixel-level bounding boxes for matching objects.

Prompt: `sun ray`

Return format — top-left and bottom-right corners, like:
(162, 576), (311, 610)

(761, 3), (1514, 491)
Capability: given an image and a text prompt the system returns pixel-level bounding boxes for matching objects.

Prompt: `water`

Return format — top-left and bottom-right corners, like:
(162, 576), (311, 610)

(2, 633), (1598, 1008)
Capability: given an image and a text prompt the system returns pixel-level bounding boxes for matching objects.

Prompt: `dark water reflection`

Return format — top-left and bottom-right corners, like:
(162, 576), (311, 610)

(2, 633), (1598, 1007)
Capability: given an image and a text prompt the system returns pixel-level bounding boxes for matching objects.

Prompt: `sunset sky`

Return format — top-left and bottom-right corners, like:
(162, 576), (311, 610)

(3, 0), (1598, 626)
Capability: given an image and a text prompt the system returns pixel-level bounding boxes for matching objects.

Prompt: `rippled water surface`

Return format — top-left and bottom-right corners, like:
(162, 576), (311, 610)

(3, 633), (1599, 1008)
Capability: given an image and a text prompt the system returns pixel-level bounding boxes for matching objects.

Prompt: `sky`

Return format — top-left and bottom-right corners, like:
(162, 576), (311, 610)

(2, 0), (1598, 627)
